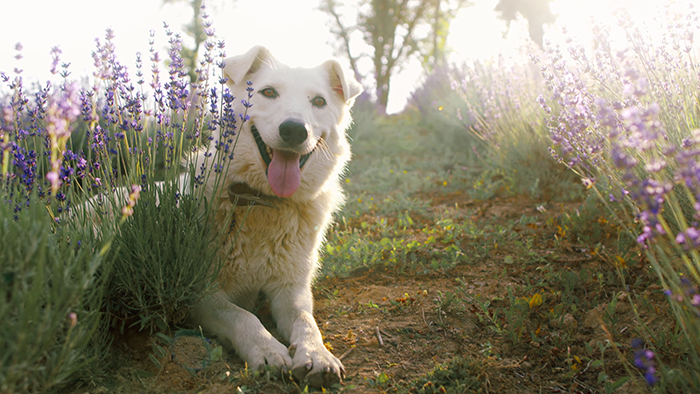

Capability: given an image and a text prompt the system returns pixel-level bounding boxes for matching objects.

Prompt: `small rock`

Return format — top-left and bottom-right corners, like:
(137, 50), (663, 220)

(617, 301), (632, 314)
(583, 304), (606, 328)
(562, 313), (577, 330)
(588, 338), (603, 351)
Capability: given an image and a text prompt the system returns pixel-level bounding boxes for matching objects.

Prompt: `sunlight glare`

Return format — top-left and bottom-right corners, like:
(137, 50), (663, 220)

(548, 0), (693, 51)
(447, 0), (691, 63)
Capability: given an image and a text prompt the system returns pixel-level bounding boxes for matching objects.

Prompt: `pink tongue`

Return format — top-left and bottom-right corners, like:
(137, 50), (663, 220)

(267, 149), (301, 197)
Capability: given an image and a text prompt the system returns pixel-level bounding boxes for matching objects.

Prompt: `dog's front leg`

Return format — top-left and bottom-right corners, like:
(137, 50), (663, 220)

(269, 285), (344, 388)
(190, 290), (292, 372)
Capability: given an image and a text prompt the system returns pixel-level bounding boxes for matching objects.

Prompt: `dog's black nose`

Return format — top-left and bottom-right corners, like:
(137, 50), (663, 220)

(279, 120), (308, 146)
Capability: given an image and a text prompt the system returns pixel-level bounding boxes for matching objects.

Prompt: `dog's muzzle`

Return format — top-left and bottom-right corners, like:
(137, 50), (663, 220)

(250, 125), (320, 198)
(250, 125), (313, 170)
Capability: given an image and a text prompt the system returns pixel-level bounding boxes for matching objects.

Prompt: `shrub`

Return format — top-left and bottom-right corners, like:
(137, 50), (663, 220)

(106, 177), (221, 332)
(0, 192), (107, 392)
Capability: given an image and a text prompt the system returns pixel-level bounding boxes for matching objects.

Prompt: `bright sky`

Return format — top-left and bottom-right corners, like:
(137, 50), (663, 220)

(0, 0), (683, 114)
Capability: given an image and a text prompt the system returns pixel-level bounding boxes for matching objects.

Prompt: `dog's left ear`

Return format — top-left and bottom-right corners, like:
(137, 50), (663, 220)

(223, 46), (275, 86)
(322, 60), (363, 104)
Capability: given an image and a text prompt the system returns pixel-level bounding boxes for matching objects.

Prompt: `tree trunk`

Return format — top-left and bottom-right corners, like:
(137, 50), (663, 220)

(433, 0), (441, 68)
(375, 73), (390, 115)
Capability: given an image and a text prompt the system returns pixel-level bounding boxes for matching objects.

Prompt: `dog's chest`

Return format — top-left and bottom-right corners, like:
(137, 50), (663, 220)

(215, 198), (331, 296)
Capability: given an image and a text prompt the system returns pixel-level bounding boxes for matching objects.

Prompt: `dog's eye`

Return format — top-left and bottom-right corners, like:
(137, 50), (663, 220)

(311, 96), (326, 108)
(260, 88), (278, 98)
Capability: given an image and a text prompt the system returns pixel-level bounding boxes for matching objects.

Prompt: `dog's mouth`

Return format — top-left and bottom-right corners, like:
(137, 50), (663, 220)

(251, 125), (316, 198)
(251, 125), (313, 169)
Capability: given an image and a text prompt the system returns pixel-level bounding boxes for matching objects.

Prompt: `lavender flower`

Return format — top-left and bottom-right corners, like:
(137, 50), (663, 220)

(631, 339), (657, 386)
(50, 46), (62, 76)
(676, 227), (700, 249)
(0, 9), (238, 226)
(664, 278), (700, 316)
(46, 82), (81, 193)
(13, 43), (23, 75)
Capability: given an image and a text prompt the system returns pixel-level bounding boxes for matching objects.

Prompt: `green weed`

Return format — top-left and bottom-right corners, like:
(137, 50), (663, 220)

(402, 356), (484, 393)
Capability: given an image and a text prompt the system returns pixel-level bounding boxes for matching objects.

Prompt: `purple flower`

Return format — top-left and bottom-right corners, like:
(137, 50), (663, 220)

(664, 278), (700, 315)
(46, 82), (82, 193)
(676, 227), (700, 249)
(611, 145), (637, 169)
(632, 339), (657, 386)
(50, 46), (62, 75)
(46, 171), (59, 191)
(46, 82), (81, 140)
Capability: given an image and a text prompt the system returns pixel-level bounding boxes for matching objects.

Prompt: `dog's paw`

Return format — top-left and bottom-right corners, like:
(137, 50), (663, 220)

(244, 338), (293, 374)
(288, 342), (344, 388)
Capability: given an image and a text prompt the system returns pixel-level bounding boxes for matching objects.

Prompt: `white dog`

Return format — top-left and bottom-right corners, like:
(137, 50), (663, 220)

(188, 46), (362, 388)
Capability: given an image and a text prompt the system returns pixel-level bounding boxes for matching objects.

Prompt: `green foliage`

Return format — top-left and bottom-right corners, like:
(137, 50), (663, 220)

(342, 105), (483, 215)
(366, 371), (391, 389)
(403, 356), (484, 393)
(162, 0), (210, 83)
(323, 209), (485, 277)
(0, 193), (108, 393)
(106, 178), (221, 332)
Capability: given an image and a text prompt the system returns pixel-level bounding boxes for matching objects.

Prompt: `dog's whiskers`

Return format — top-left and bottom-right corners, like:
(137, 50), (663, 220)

(316, 138), (333, 161)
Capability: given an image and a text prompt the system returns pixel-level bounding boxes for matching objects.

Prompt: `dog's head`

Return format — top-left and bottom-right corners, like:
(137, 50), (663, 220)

(220, 46), (362, 200)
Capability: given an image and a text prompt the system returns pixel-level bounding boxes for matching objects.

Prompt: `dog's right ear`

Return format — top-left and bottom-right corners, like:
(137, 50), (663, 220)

(222, 46), (275, 86)
(322, 60), (363, 104)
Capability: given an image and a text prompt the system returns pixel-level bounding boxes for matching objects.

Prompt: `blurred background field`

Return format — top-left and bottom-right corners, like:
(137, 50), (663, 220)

(2, 0), (700, 393)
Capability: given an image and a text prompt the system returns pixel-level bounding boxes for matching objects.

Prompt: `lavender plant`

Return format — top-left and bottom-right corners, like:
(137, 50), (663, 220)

(0, 192), (108, 393)
(448, 48), (581, 200)
(536, 2), (700, 388)
(75, 9), (248, 332)
(1, 61), (109, 388)
(1, 2), (248, 387)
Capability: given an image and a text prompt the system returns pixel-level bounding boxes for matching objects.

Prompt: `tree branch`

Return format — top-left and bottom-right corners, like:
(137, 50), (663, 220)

(321, 0), (363, 82)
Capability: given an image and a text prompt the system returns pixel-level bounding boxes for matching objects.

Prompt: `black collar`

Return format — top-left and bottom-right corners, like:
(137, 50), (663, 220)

(227, 182), (279, 208)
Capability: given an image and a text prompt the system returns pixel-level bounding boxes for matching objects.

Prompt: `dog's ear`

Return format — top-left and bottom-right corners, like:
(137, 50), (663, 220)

(223, 46), (275, 86)
(322, 60), (363, 104)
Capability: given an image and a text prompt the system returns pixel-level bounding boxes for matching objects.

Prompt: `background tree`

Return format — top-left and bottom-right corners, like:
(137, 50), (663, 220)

(421, 0), (470, 71)
(321, 0), (470, 114)
(495, 0), (555, 48)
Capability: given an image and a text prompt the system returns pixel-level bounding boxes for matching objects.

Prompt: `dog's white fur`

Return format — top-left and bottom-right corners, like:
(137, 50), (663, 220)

(188, 46), (361, 388)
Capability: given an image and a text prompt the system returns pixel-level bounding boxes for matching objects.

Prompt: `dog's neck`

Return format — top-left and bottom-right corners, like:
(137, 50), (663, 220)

(227, 182), (279, 208)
